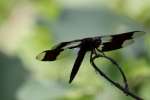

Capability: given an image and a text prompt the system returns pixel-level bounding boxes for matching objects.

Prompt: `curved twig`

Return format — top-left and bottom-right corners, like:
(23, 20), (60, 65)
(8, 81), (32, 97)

(90, 50), (143, 100)
(96, 48), (129, 91)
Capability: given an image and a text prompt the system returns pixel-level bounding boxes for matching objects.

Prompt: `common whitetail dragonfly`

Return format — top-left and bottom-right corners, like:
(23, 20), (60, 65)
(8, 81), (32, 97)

(36, 31), (145, 100)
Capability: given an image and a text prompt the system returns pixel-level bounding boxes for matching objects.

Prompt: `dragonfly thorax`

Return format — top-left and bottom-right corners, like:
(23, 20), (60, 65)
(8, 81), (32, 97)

(80, 37), (101, 51)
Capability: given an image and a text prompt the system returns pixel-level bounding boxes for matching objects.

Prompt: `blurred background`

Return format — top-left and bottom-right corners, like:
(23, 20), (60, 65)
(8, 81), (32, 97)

(0, 0), (150, 100)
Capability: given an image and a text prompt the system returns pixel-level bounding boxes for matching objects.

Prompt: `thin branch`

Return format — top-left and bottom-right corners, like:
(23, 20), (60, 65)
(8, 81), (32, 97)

(90, 51), (143, 100)
(96, 49), (129, 91)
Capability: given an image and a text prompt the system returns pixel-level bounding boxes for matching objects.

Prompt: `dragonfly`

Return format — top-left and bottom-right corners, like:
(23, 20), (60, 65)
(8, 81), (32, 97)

(36, 31), (145, 99)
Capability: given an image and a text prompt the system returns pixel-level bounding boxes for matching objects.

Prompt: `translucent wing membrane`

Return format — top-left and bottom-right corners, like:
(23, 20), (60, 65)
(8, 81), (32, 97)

(99, 31), (145, 52)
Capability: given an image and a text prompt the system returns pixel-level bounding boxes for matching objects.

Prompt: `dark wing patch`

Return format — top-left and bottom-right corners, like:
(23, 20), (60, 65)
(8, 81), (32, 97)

(36, 49), (64, 61)
(100, 31), (145, 52)
(36, 42), (71, 61)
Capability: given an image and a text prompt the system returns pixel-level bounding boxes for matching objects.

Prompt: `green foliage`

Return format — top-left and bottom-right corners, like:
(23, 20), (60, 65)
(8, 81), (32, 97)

(0, 0), (150, 100)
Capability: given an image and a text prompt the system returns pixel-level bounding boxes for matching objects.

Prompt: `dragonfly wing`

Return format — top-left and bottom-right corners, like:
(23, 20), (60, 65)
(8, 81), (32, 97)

(69, 47), (86, 83)
(36, 40), (81, 61)
(99, 31), (145, 52)
(36, 49), (64, 61)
